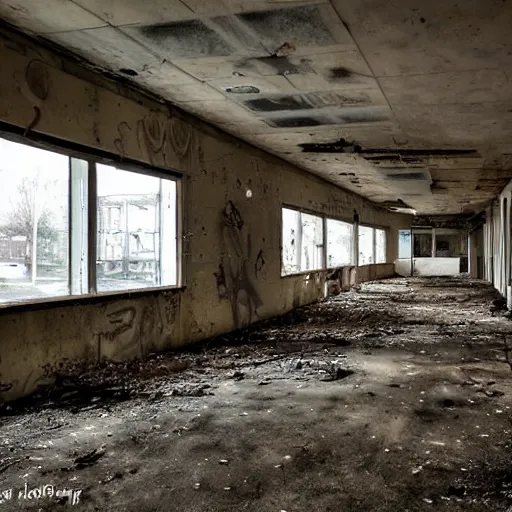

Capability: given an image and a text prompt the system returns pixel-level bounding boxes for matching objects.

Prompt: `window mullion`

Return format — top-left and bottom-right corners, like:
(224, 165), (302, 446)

(67, 157), (72, 294)
(373, 228), (376, 264)
(88, 161), (97, 294)
(69, 157), (89, 295)
(297, 212), (303, 271)
(322, 217), (327, 270)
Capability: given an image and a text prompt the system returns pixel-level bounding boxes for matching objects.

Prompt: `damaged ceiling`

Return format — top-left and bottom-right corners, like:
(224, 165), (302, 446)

(1, 0), (512, 215)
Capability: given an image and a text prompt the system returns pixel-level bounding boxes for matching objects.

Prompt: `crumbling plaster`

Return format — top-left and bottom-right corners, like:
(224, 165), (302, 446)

(0, 31), (410, 400)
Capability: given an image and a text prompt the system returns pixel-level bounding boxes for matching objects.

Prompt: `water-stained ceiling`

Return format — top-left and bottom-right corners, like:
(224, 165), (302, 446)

(1, 0), (512, 215)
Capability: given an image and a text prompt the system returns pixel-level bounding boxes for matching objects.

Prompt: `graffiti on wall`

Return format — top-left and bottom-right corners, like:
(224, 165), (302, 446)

(218, 201), (263, 328)
(20, 59), (50, 135)
(214, 264), (228, 300)
(254, 249), (265, 278)
(95, 293), (180, 360)
(115, 112), (193, 165)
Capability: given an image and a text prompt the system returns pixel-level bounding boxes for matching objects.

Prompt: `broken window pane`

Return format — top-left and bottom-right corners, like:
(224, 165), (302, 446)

(96, 164), (177, 292)
(300, 213), (324, 272)
(327, 218), (352, 267)
(398, 229), (411, 259)
(282, 208), (300, 275)
(358, 226), (374, 265)
(0, 138), (70, 304)
(376, 229), (387, 263)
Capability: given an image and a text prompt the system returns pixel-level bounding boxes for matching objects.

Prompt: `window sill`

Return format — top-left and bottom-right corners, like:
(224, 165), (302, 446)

(281, 269), (325, 278)
(0, 285), (186, 315)
(281, 262), (390, 278)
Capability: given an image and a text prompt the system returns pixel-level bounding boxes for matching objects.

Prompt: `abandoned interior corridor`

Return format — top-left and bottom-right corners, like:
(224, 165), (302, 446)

(3, 0), (512, 509)
(2, 277), (512, 511)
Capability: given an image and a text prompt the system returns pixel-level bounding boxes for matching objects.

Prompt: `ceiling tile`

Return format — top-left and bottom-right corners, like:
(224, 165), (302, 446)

(171, 57), (265, 81)
(237, 4), (351, 53)
(380, 69), (512, 106)
(72, 0), (195, 26)
(176, 100), (267, 130)
(393, 103), (512, 146)
(123, 19), (234, 59)
(220, 0), (324, 14)
(0, 0), (106, 33)
(330, 0), (512, 76)
(159, 82), (228, 103)
(46, 26), (195, 84)
(180, 0), (229, 15)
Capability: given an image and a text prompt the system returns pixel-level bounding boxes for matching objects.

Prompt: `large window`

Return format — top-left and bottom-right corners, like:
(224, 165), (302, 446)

(283, 208), (390, 274)
(327, 219), (352, 267)
(97, 164), (177, 292)
(282, 208), (324, 275)
(282, 208), (300, 275)
(358, 225), (374, 265)
(0, 137), (179, 305)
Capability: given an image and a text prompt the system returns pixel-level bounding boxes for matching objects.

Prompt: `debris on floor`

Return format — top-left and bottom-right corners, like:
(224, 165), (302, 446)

(1, 276), (512, 511)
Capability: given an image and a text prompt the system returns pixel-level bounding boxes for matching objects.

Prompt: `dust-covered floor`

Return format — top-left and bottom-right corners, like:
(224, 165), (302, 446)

(3, 277), (512, 511)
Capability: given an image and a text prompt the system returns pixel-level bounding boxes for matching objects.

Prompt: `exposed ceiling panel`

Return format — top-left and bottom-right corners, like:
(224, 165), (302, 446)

(2, 0), (512, 214)
(129, 20), (237, 59)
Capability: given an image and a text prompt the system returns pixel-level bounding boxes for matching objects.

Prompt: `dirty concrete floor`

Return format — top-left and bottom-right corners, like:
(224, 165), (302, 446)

(2, 277), (512, 511)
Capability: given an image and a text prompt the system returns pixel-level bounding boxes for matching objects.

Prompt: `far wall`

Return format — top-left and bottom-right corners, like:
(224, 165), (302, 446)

(395, 228), (468, 276)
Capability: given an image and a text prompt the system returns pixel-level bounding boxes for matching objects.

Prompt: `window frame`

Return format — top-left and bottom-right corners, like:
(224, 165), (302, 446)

(0, 126), (183, 310)
(357, 224), (376, 266)
(398, 229), (412, 259)
(281, 204), (391, 276)
(281, 205), (325, 276)
(375, 227), (387, 264)
(326, 217), (354, 269)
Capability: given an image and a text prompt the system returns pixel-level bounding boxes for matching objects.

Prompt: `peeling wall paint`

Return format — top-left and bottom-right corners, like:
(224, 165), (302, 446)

(0, 30), (411, 401)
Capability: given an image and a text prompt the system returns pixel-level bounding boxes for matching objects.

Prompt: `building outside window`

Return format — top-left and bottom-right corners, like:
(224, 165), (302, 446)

(96, 164), (177, 292)
(326, 218), (353, 267)
(358, 225), (374, 265)
(376, 228), (387, 263)
(300, 212), (324, 272)
(0, 136), (179, 305)
(281, 208), (324, 275)
(283, 208), (389, 273)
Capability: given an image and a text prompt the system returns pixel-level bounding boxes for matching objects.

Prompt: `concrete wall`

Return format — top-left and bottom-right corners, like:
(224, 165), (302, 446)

(0, 29), (411, 400)
(395, 258), (461, 277)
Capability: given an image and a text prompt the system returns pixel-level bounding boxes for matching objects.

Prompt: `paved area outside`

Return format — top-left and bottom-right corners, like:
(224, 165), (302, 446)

(2, 277), (512, 511)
